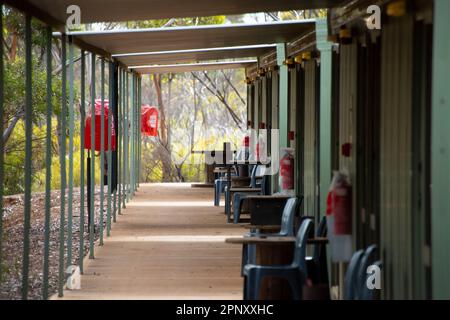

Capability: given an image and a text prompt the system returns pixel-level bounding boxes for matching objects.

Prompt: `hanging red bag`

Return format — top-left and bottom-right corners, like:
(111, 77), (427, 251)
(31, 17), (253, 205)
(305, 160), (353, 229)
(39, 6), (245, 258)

(84, 99), (116, 151)
(141, 105), (158, 137)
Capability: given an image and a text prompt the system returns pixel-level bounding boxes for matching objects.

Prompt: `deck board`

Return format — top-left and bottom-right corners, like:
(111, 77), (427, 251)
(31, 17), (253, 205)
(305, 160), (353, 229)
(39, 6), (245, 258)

(57, 183), (244, 300)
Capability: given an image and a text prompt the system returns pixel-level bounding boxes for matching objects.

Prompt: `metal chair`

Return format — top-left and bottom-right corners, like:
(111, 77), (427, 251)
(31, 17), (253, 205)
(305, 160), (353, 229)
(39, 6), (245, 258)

(356, 245), (378, 300)
(231, 165), (268, 224)
(343, 249), (365, 300)
(305, 216), (328, 285)
(243, 218), (314, 300)
(224, 164), (263, 222)
(360, 260), (382, 300)
(242, 197), (300, 275)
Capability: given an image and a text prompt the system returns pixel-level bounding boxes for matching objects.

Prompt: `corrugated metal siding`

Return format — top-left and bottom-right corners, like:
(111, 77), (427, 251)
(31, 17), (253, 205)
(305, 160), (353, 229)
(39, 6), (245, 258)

(253, 80), (260, 130)
(338, 42), (358, 248)
(380, 15), (414, 300)
(289, 68), (297, 149)
(261, 76), (267, 126)
(303, 59), (316, 216)
(271, 71), (279, 193)
(271, 71), (279, 130)
(248, 83), (254, 127)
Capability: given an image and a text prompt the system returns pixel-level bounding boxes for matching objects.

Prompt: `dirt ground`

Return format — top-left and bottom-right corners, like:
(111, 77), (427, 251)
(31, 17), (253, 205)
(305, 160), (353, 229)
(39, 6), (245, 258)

(0, 186), (114, 300)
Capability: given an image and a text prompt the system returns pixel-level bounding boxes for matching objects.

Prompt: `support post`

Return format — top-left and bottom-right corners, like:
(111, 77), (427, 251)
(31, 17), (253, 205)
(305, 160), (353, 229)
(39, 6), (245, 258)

(79, 50), (86, 273)
(118, 68), (122, 215)
(277, 43), (289, 150)
(0, 2), (4, 286)
(67, 37), (75, 265)
(42, 26), (52, 299)
(89, 53), (96, 259)
(316, 19), (334, 217)
(22, 14), (33, 300)
(100, 59), (105, 246)
(107, 61), (112, 236)
(57, 32), (67, 298)
(130, 74), (135, 199)
(431, 0), (450, 299)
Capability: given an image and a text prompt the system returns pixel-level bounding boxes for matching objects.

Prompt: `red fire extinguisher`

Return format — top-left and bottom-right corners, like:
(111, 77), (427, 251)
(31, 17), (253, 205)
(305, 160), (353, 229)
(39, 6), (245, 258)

(331, 173), (352, 235)
(279, 148), (294, 190)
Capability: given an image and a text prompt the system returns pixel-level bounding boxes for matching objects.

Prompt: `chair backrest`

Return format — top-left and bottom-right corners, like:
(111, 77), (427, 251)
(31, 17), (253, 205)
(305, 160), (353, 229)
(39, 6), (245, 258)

(360, 260), (382, 300)
(292, 218), (314, 273)
(343, 249), (365, 300)
(249, 165), (259, 187)
(356, 244), (378, 299)
(278, 198), (299, 236)
(312, 216), (328, 261)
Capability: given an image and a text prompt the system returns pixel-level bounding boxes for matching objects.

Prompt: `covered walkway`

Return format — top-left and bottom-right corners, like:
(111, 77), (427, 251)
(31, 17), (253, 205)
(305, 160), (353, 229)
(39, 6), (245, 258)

(57, 184), (243, 300)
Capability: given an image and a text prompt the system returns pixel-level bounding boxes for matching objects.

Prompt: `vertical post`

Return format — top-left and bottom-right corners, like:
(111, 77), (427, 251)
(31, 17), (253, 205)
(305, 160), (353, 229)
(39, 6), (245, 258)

(277, 43), (288, 150)
(67, 37), (75, 266)
(22, 14), (33, 300)
(0, 2), (4, 285)
(57, 32), (67, 298)
(89, 53), (96, 259)
(118, 68), (122, 215)
(124, 73), (129, 205)
(130, 74), (135, 199)
(316, 19), (333, 217)
(79, 50), (86, 273)
(100, 59), (105, 246)
(432, 0), (450, 299)
(137, 77), (141, 189)
(107, 61), (112, 236)
(42, 26), (52, 299)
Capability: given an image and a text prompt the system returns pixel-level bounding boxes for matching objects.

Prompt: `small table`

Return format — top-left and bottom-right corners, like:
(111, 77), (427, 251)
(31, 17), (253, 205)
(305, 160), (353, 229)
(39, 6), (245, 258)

(225, 236), (328, 300)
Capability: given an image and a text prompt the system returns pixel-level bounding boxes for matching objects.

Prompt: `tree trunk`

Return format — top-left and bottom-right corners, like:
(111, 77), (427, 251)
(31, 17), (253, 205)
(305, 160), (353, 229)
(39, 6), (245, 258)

(153, 74), (172, 181)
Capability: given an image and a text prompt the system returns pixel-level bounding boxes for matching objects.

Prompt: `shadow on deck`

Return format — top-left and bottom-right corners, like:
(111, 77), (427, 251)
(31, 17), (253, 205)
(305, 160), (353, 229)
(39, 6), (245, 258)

(56, 183), (244, 300)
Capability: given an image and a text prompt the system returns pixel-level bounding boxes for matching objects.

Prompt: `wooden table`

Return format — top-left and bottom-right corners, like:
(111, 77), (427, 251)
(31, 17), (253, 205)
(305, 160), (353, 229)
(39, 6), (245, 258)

(225, 236), (328, 300)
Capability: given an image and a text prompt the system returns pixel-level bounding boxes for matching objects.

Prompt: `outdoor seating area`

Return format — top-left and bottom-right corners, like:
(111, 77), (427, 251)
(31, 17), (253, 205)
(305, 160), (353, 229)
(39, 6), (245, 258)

(0, 0), (449, 301)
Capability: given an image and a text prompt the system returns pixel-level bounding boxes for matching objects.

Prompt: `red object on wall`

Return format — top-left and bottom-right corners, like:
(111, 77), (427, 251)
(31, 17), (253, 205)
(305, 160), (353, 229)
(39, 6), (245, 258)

(279, 151), (294, 190)
(288, 131), (295, 141)
(341, 143), (352, 157)
(243, 136), (250, 147)
(141, 105), (158, 137)
(333, 182), (352, 235)
(84, 99), (116, 151)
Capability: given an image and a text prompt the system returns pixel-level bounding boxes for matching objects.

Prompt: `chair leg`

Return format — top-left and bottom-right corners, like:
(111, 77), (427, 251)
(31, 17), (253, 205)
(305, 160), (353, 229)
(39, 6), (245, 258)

(243, 276), (247, 300)
(225, 189), (231, 223)
(241, 244), (248, 277)
(246, 274), (256, 300)
(214, 180), (220, 206)
(233, 194), (242, 224)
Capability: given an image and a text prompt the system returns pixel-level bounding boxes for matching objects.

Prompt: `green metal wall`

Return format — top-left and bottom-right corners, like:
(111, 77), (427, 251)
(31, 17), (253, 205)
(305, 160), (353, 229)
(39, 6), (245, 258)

(253, 79), (260, 131)
(271, 70), (279, 193)
(303, 59), (317, 217)
(289, 67), (297, 149)
(380, 15), (414, 300)
(338, 42), (358, 250)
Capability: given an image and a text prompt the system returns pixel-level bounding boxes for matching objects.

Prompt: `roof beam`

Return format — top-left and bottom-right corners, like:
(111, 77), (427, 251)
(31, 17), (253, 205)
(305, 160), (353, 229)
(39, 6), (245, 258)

(131, 60), (257, 74)
(9, 0), (342, 25)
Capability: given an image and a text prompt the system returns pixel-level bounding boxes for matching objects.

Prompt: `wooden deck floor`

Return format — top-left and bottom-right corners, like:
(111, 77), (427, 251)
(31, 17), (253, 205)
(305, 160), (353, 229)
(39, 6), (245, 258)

(57, 183), (244, 300)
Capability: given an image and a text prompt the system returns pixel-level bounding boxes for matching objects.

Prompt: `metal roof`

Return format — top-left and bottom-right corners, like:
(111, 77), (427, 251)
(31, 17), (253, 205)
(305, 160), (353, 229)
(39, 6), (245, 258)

(112, 44), (276, 66)
(131, 60), (257, 74)
(6, 0), (340, 25)
(68, 20), (315, 56)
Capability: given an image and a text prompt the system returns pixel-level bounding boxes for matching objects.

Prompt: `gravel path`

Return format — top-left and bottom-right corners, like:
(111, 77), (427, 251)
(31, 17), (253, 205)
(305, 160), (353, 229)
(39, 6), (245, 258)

(0, 186), (119, 300)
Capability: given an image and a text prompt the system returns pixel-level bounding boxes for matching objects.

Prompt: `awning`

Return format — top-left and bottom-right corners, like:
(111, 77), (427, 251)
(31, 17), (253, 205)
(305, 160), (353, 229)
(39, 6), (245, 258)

(113, 44), (276, 66)
(131, 60), (257, 74)
(6, 0), (341, 25)
(68, 20), (315, 55)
